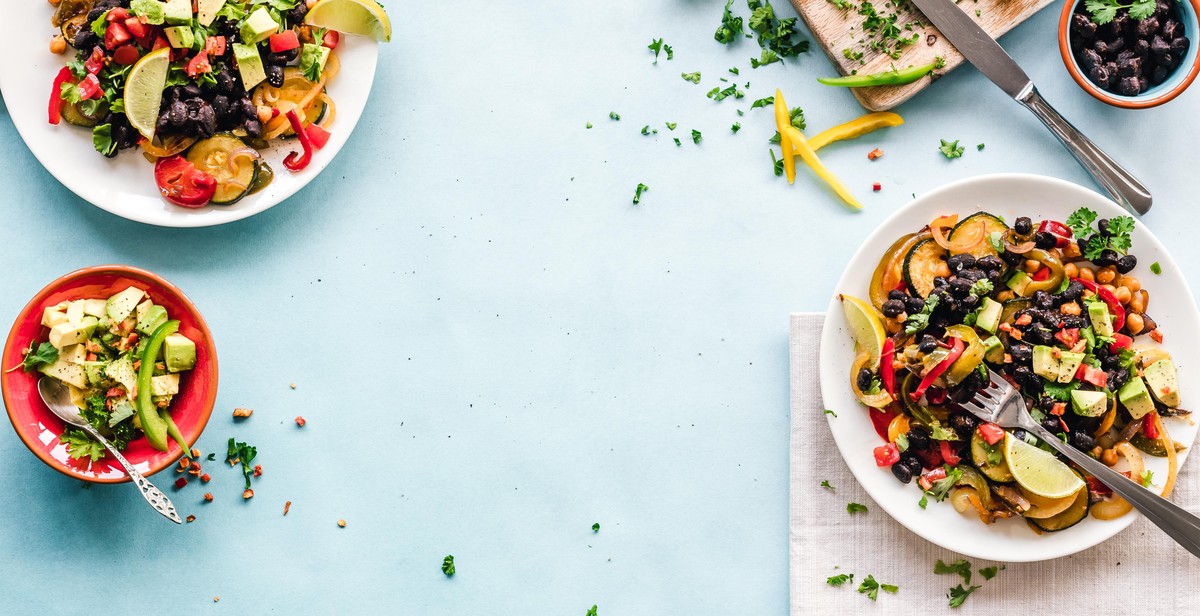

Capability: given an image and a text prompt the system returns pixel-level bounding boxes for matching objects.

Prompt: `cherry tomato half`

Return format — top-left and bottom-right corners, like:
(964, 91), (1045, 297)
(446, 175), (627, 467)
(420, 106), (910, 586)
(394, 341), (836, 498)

(154, 155), (216, 208)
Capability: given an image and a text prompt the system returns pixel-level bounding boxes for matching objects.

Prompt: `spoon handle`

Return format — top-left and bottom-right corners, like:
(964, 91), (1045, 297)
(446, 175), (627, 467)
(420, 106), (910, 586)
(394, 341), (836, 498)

(84, 425), (182, 524)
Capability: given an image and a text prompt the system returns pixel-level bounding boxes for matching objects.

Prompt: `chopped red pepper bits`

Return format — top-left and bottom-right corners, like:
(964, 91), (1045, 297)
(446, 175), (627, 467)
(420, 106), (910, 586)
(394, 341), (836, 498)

(295, 416), (306, 427)
(867, 148), (883, 160)
(186, 515), (196, 523)
(253, 464), (263, 477)
(284, 501), (292, 516)
(204, 492), (214, 502)
(200, 473), (212, 483)
(872, 182), (882, 192)
(174, 477), (188, 489)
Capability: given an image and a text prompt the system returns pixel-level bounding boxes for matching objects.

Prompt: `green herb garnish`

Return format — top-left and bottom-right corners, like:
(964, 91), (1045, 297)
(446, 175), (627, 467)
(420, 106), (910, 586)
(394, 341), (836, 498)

(827, 573), (854, 586)
(934, 559), (972, 584)
(947, 583), (981, 608)
(939, 139), (964, 159)
(21, 341), (58, 373)
(681, 71), (702, 84)
(442, 555), (455, 576)
(847, 502), (868, 514)
(633, 183), (649, 204)
(226, 437), (258, 490)
(1150, 261), (1162, 274)
(821, 480), (835, 491)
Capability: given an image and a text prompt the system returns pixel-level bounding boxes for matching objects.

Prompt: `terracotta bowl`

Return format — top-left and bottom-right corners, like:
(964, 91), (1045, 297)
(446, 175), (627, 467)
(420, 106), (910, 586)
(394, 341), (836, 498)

(1059, 0), (1200, 108)
(2, 266), (217, 483)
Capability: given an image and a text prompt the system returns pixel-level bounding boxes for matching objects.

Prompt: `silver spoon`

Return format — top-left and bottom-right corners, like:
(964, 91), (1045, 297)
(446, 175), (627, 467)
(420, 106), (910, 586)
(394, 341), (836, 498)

(38, 378), (182, 524)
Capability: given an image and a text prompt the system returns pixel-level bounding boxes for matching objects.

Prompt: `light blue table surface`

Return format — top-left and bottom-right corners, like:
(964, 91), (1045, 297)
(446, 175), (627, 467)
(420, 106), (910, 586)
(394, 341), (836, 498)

(1, 1), (1197, 613)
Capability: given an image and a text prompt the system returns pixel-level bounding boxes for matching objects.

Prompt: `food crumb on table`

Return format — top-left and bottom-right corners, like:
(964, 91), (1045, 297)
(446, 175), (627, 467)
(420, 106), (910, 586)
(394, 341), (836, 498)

(232, 408), (254, 418)
(204, 492), (213, 502)
(284, 501), (292, 516)
(243, 489), (254, 500)
(289, 383), (296, 389)
(295, 416), (306, 427)
(337, 519), (347, 527)
(186, 515), (196, 523)
(213, 597), (219, 603)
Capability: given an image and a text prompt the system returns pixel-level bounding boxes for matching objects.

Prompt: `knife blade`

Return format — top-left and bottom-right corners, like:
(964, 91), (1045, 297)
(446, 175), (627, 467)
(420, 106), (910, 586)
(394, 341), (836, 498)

(907, 0), (1153, 214)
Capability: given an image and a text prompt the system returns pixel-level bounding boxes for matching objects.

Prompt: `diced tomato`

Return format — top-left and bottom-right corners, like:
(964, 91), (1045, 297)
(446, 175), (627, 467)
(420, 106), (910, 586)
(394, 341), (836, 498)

(304, 123), (331, 149)
(124, 16), (149, 39)
(1032, 265), (1050, 282)
(1143, 411), (1160, 440)
(106, 7), (131, 22)
(1109, 333), (1133, 353)
(939, 440), (961, 466)
(83, 47), (106, 75)
(112, 44), (141, 66)
(104, 20), (133, 50)
(186, 52), (212, 77)
(868, 406), (897, 441)
(1055, 328), (1080, 346)
(1037, 220), (1072, 248)
(918, 466), (947, 490)
(322, 30), (340, 49)
(977, 423), (1005, 446)
(1086, 475), (1113, 497)
(152, 35), (171, 51)
(873, 442), (900, 467)
(1075, 363), (1108, 388)
(154, 155), (217, 208)
(1050, 402), (1067, 416)
(269, 30), (300, 53)
(205, 35), (227, 56)
(76, 73), (103, 100)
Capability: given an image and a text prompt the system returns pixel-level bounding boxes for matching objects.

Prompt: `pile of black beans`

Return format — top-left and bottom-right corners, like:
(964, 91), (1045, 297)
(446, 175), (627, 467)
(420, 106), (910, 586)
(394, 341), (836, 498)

(1071, 1), (1191, 96)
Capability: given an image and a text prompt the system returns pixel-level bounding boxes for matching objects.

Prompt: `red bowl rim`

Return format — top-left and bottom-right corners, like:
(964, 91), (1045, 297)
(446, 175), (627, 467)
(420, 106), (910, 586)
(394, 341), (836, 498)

(1058, 0), (1200, 109)
(1, 265), (218, 484)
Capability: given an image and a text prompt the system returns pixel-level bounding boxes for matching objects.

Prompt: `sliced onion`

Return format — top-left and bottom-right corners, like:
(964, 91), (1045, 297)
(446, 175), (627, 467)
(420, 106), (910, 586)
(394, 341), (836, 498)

(929, 214), (959, 250)
(1005, 240), (1036, 254)
(141, 135), (197, 159)
(318, 92), (337, 128)
(1154, 413), (1178, 498)
(932, 217), (986, 253)
(1092, 442), (1144, 520)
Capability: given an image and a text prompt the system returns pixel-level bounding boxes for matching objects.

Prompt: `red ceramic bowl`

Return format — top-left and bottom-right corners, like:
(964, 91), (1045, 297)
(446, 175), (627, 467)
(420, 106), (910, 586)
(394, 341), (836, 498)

(1, 266), (217, 483)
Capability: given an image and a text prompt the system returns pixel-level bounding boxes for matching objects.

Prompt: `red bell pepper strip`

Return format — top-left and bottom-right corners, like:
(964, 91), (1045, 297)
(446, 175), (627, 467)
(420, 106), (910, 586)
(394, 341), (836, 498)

(939, 440), (961, 466)
(1073, 278), (1126, 331)
(48, 66), (73, 125)
(1143, 411), (1160, 440)
(879, 338), (896, 398)
(868, 405), (897, 441)
(1032, 265), (1050, 282)
(977, 423), (1005, 446)
(304, 123), (331, 149)
(874, 442), (900, 466)
(910, 338), (964, 402)
(283, 109), (316, 172)
(1037, 220), (1072, 248)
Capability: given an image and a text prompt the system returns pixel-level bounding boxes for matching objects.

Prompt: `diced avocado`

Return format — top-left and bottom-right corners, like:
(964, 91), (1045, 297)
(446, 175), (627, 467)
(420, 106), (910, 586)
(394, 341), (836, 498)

(1032, 345), (1060, 381)
(1006, 271), (1031, 296)
(299, 43), (330, 77)
(151, 373), (180, 396)
(66, 300), (85, 325)
(1056, 351), (1085, 384)
(1118, 376), (1156, 419)
(975, 297), (1003, 334)
(1144, 359), (1180, 407)
(162, 0), (192, 26)
(232, 43), (268, 90)
(196, 0), (226, 26)
(83, 299), (107, 318)
(129, 0), (166, 25)
(1070, 389), (1108, 417)
(41, 307), (69, 329)
(240, 6), (279, 45)
(48, 316), (99, 350)
(106, 287), (146, 323)
(163, 333), (197, 372)
(84, 363), (110, 387)
(59, 344), (86, 364)
(135, 299), (152, 323)
(981, 335), (1004, 363)
(165, 25), (195, 49)
(104, 355), (138, 394)
(109, 399), (137, 427)
(40, 359), (88, 389)
(1088, 301), (1113, 338)
(136, 305), (169, 336)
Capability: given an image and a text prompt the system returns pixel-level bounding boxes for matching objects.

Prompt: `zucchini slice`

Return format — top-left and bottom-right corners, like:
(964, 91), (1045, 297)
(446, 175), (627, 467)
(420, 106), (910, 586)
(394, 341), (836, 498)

(902, 238), (948, 299)
(949, 212), (1009, 259)
(61, 14), (88, 45)
(971, 431), (1014, 483)
(186, 134), (260, 205)
(1028, 472), (1090, 532)
(60, 100), (103, 128)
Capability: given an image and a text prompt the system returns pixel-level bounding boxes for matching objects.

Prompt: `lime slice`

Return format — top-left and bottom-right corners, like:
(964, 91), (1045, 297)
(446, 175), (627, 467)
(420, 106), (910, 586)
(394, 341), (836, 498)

(124, 47), (171, 141)
(840, 294), (886, 370)
(1004, 434), (1085, 499)
(304, 0), (392, 42)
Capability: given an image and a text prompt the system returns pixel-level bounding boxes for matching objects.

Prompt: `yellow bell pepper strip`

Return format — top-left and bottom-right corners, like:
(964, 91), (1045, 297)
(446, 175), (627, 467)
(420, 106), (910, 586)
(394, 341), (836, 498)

(783, 124), (862, 210)
(807, 112), (904, 151)
(773, 89), (796, 184)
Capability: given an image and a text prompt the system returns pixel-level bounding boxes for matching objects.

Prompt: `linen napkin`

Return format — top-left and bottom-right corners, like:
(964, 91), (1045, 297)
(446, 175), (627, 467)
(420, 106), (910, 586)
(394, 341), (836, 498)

(790, 312), (1200, 613)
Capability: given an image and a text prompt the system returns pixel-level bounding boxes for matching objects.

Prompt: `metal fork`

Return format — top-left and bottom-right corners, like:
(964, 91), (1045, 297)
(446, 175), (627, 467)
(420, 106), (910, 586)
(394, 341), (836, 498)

(962, 370), (1200, 557)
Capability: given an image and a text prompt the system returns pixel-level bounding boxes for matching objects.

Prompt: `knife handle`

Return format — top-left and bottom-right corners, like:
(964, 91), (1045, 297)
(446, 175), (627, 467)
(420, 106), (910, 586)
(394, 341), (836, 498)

(1017, 87), (1152, 215)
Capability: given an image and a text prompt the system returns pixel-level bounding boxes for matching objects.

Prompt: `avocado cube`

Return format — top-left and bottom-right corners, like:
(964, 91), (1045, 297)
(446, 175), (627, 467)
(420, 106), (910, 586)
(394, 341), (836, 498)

(981, 335), (1004, 363)
(1056, 351), (1085, 384)
(975, 297), (1003, 334)
(136, 305), (169, 336)
(1006, 271), (1031, 296)
(48, 316), (99, 350)
(82, 299), (107, 318)
(84, 363), (110, 387)
(162, 0), (192, 26)
(196, 0), (226, 26)
(299, 43), (330, 77)
(59, 344), (86, 365)
(1088, 301), (1113, 338)
(1118, 376), (1156, 419)
(129, 0), (166, 25)
(106, 286), (146, 323)
(1070, 389), (1108, 417)
(41, 306), (69, 329)
(104, 355), (138, 394)
(1143, 359), (1180, 408)
(151, 373), (180, 396)
(109, 399), (137, 427)
(66, 300), (85, 325)
(1031, 345), (1060, 381)
(165, 25), (195, 49)
(163, 333), (197, 372)
(240, 7), (279, 45)
(232, 43), (267, 90)
(40, 359), (88, 389)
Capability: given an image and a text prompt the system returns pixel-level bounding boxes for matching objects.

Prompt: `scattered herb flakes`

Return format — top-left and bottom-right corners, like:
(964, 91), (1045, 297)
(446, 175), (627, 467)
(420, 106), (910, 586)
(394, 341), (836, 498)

(729, 66), (740, 75)
(206, 453), (216, 461)
(768, 106), (805, 144)
(441, 555), (456, 576)
(948, 583), (981, 608)
(846, 502), (868, 514)
(665, 121), (678, 131)
(918, 494), (928, 509)
(747, 0), (810, 64)
(1140, 469), (1155, 487)
(608, 111), (620, 121)
(665, 43), (674, 60)
(648, 38), (670, 63)
(769, 149), (784, 176)
(820, 480), (835, 491)
(827, 573), (854, 586)
(592, 522), (601, 532)
(976, 143), (985, 151)
(641, 125), (651, 135)
(824, 409), (837, 417)
(21, 341), (58, 373)
(586, 606), (598, 616)
(751, 49), (781, 68)
(731, 122), (741, 133)
(1151, 261), (1162, 274)
(633, 183), (649, 204)
(856, 1), (922, 60)
(934, 559), (972, 584)
(736, 109), (744, 116)
(939, 139), (965, 159)
(691, 129), (703, 144)
(681, 71), (702, 84)
(586, 122), (593, 129)
(828, 0), (854, 9)
(674, 137), (682, 147)
(750, 96), (774, 109)
(226, 437), (258, 490)
(707, 84), (744, 101)
(978, 565), (1004, 580)
(856, 574), (896, 601)
(714, 0), (745, 44)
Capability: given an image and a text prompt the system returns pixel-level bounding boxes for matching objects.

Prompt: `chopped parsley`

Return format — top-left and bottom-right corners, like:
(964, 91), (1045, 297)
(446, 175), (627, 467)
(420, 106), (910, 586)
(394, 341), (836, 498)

(821, 480), (835, 491)
(1140, 469), (1155, 487)
(586, 606), (597, 616)
(925, 466), (963, 502)
(729, 67), (740, 75)
(586, 122), (593, 129)
(21, 341), (58, 372)
(714, 0), (745, 44)
(665, 121), (678, 131)
(828, 0), (854, 9)
(857, 574), (897, 601)
(751, 49), (781, 68)
(226, 438), (258, 490)
(749, 96), (775, 109)
(648, 38), (673, 62)
(947, 583), (981, 608)
(903, 293), (939, 334)
(691, 129), (702, 144)
(592, 522), (601, 532)
(827, 573), (854, 586)
(918, 494), (928, 509)
(1150, 261), (1162, 275)
(641, 125), (655, 136)
(1085, 0), (1156, 25)
(770, 150), (784, 176)
(847, 502), (868, 514)
(707, 84), (744, 101)
(969, 279), (993, 297)
(934, 559), (972, 584)
(608, 111), (620, 121)
(681, 71), (702, 84)
(633, 183), (649, 204)
(442, 555), (455, 576)
(824, 409), (837, 417)
(977, 143), (985, 151)
(857, 1), (921, 59)
(939, 139), (965, 159)
(674, 137), (682, 147)
(61, 429), (106, 462)
(746, 0), (810, 64)
(978, 565), (1003, 580)
(1065, 207), (1098, 237)
(731, 122), (741, 133)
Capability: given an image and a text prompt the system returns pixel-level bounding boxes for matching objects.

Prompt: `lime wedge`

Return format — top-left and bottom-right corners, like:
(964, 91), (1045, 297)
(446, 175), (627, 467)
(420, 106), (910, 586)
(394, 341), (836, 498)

(840, 294), (886, 370)
(124, 47), (171, 141)
(304, 0), (392, 42)
(1004, 434), (1085, 499)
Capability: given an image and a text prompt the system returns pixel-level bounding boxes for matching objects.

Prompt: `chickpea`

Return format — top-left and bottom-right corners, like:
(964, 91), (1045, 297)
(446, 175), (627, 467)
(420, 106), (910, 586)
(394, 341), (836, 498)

(1118, 276), (1141, 293)
(48, 0), (61, 6)
(1096, 266), (1118, 285)
(1063, 262), (1079, 278)
(1114, 286), (1132, 305)
(1078, 267), (1095, 282)
(49, 35), (67, 55)
(1060, 302), (1081, 316)
(1023, 259), (1041, 274)
(1129, 293), (1146, 315)
(1101, 284), (1117, 295)
(996, 290), (1014, 302)
(1126, 313), (1145, 335)
(1101, 448), (1119, 467)
(1139, 289), (1150, 312)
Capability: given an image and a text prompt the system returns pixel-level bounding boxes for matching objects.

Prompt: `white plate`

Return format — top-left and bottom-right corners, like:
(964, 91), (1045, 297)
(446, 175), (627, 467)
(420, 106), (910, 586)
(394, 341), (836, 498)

(820, 173), (1200, 562)
(0, 4), (377, 227)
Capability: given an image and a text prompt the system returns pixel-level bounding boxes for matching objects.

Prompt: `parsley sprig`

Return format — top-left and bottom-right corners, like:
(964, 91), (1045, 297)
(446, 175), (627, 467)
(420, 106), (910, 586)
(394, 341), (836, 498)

(21, 340), (58, 373)
(1085, 0), (1156, 24)
(1065, 206), (1135, 261)
(857, 574), (898, 601)
(226, 437), (258, 490)
(939, 139), (965, 159)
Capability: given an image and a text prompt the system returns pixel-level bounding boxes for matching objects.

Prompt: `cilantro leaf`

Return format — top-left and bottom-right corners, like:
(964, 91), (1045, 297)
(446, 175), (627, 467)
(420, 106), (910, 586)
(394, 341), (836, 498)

(22, 341), (58, 372)
(691, 129), (702, 144)
(903, 293), (939, 335)
(750, 96), (774, 109)
(731, 122), (741, 133)
(1042, 381), (1080, 402)
(1065, 207), (1098, 238)
(61, 429), (105, 463)
(586, 607), (598, 616)
(750, 49), (781, 68)
(939, 139), (965, 159)
(1140, 469), (1155, 487)
(820, 480), (835, 491)
(664, 43), (673, 60)
(823, 409), (837, 417)
(926, 466), (963, 501)
(441, 554), (455, 576)
(934, 559), (973, 584)
(714, 0), (745, 44)
(681, 71), (701, 84)
(226, 437), (258, 490)
(608, 111), (620, 121)
(648, 38), (664, 62)
(857, 574), (895, 601)
(1151, 261), (1162, 274)
(1085, 0), (1118, 25)
(847, 502), (868, 514)
(770, 149), (783, 176)
(978, 565), (1003, 580)
(827, 573), (853, 586)
(948, 583), (981, 608)
(918, 494), (928, 509)
(633, 183), (649, 205)
(969, 279), (993, 297)
(1129, 0), (1156, 19)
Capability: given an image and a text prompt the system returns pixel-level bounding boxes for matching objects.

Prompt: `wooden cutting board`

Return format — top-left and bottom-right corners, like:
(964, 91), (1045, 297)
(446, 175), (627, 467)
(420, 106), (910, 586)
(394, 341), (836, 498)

(789, 0), (1056, 110)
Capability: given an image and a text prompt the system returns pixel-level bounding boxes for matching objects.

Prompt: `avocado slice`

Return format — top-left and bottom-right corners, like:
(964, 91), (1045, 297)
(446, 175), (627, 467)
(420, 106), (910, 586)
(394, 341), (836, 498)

(48, 316), (98, 350)
(1056, 351), (1085, 384)
(1118, 376), (1156, 419)
(1032, 345), (1060, 381)
(1088, 301), (1113, 338)
(196, 0), (226, 26)
(1070, 389), (1108, 417)
(1143, 359), (1180, 408)
(163, 333), (197, 372)
(232, 42), (267, 90)
(975, 297), (1003, 334)
(39, 359), (88, 389)
(106, 287), (146, 323)
(136, 305), (169, 336)
(164, 25), (195, 49)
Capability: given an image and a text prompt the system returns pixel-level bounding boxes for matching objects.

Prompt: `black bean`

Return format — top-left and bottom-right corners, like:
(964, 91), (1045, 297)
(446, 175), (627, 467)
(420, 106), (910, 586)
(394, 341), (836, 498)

(1013, 217), (1033, 236)
(266, 64), (285, 88)
(182, 84), (202, 99)
(1112, 13), (1131, 36)
(244, 118), (263, 138)
(1031, 290), (1051, 309)
(977, 255), (1004, 272)
(1042, 417), (1062, 433)
(197, 104), (217, 137)
(1162, 19), (1180, 40)
(1117, 254), (1137, 274)
(949, 277), (973, 297)
(1152, 64), (1170, 85)
(217, 67), (238, 94)
(1072, 13), (1098, 39)
(950, 412), (978, 436)
(1042, 311), (1065, 330)
(1010, 342), (1033, 364)
(891, 462), (914, 483)
(1096, 248), (1121, 266)
(1034, 231), (1058, 249)
(212, 94), (230, 119)
(888, 289), (907, 301)
(1118, 76), (1142, 95)
(1109, 368), (1130, 390)
(1026, 326), (1053, 345)
(959, 269), (988, 283)
(857, 368), (873, 391)
(1089, 63), (1113, 88)
(904, 456), (924, 475)
(1171, 37), (1189, 55)
(1157, 52), (1177, 68)
(1151, 35), (1171, 58)
(1134, 38), (1151, 56)
(906, 428), (931, 451)
(1062, 315), (1087, 330)
(1058, 280), (1084, 302)
(933, 276), (949, 289)
(1071, 431), (1097, 451)
(1101, 354), (1122, 370)
(287, 3), (310, 23)
(947, 254), (976, 273)
(882, 299), (905, 318)
(905, 296), (925, 314)
(168, 100), (187, 127)
(1136, 16), (1160, 38)
(918, 335), (938, 354)
(240, 97), (256, 119)
(1117, 56), (1143, 78)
